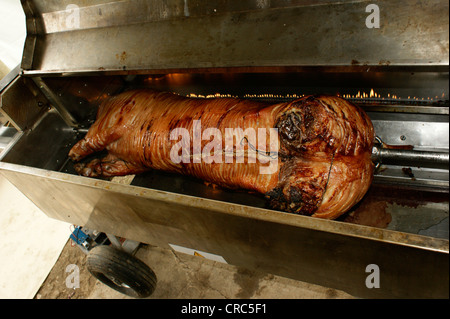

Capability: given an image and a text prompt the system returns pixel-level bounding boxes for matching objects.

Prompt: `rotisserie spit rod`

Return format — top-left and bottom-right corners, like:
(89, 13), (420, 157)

(371, 145), (449, 170)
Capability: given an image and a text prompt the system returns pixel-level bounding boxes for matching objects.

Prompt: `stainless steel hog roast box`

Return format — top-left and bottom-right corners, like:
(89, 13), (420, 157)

(0, 0), (448, 298)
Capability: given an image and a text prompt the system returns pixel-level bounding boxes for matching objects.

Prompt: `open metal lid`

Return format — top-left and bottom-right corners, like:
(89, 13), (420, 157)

(20, 0), (449, 75)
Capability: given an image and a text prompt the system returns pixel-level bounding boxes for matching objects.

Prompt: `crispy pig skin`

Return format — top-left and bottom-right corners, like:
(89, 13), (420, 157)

(69, 90), (374, 219)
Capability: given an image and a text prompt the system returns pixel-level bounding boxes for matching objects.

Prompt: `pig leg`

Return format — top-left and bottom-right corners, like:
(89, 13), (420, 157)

(74, 153), (146, 177)
(69, 127), (124, 162)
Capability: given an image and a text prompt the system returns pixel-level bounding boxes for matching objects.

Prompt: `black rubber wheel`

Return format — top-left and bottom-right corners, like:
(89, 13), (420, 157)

(86, 245), (157, 298)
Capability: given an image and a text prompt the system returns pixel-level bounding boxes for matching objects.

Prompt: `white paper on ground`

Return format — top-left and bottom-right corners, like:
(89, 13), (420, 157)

(0, 175), (71, 299)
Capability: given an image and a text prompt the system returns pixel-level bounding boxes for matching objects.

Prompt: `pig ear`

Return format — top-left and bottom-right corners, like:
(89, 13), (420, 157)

(74, 153), (146, 177)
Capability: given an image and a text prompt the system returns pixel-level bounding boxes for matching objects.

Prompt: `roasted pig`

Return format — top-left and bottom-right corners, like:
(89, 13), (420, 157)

(69, 90), (374, 219)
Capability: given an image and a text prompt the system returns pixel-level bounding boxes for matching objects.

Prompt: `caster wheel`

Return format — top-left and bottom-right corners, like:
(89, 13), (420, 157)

(87, 245), (157, 298)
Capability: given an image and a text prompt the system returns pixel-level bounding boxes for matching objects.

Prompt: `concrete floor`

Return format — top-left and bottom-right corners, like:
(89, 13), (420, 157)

(0, 174), (71, 298)
(35, 238), (354, 299)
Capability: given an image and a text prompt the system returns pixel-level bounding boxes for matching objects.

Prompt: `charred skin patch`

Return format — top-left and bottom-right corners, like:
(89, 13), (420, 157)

(264, 156), (328, 216)
(277, 112), (302, 142)
(275, 97), (326, 156)
(276, 111), (303, 156)
(265, 184), (323, 216)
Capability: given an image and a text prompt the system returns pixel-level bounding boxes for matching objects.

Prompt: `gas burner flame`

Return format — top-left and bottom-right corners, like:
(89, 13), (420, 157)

(337, 89), (446, 102)
(186, 90), (447, 103)
(146, 74), (448, 104)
